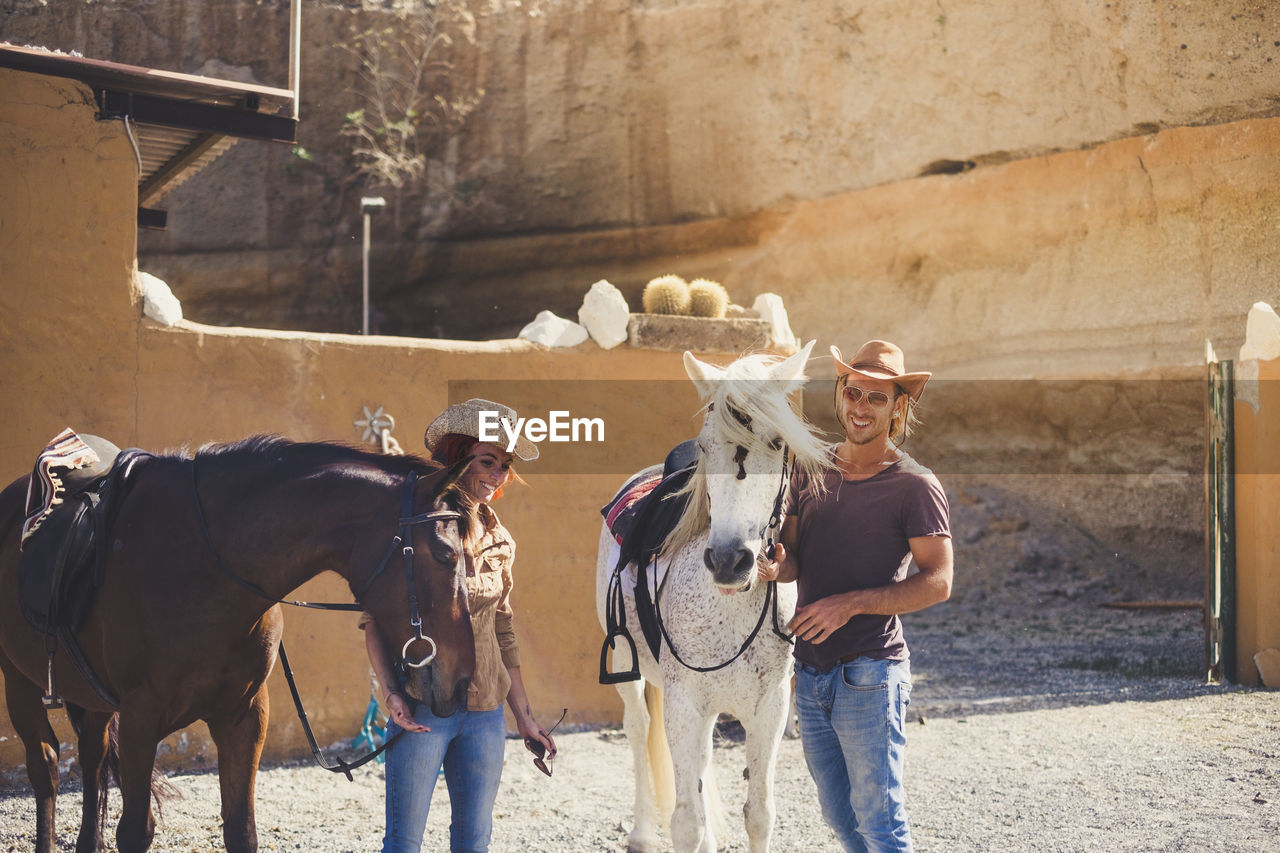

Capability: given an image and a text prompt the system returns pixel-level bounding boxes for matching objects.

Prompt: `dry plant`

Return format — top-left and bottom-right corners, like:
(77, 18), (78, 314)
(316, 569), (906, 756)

(340, 0), (482, 193)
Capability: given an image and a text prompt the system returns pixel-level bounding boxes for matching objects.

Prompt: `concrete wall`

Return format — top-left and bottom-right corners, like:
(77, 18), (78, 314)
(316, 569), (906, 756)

(1233, 354), (1280, 687)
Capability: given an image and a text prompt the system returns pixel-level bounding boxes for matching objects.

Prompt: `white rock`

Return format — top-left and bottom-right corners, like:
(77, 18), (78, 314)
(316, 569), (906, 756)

(1238, 301), (1280, 362)
(518, 309), (589, 348)
(751, 292), (798, 350)
(577, 279), (630, 349)
(137, 271), (183, 325)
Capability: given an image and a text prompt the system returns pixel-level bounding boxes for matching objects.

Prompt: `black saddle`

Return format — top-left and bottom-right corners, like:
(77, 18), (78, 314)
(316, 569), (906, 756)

(599, 440), (698, 682)
(18, 435), (149, 706)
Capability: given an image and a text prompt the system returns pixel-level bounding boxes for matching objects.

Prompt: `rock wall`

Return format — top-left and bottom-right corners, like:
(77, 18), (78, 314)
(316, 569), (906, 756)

(5, 0), (1278, 338)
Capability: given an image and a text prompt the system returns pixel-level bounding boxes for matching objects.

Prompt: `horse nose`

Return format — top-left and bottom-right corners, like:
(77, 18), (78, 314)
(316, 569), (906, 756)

(703, 545), (754, 583)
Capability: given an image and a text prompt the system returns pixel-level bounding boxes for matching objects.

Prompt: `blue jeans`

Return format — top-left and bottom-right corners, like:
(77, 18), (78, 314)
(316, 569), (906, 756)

(794, 657), (914, 853)
(382, 703), (507, 853)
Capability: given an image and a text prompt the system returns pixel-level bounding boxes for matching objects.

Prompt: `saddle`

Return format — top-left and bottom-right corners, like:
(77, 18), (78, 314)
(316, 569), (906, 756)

(18, 429), (149, 707)
(599, 440), (697, 682)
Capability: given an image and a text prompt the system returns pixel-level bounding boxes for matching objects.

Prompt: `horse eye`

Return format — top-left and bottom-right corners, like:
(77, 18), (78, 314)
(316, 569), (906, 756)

(769, 437), (783, 451)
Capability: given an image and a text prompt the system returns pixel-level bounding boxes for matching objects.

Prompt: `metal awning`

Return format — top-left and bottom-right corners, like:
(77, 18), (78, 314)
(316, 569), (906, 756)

(0, 42), (298, 222)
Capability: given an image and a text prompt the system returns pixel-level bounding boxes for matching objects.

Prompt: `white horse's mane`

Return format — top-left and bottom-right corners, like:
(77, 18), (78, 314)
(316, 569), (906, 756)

(661, 351), (834, 557)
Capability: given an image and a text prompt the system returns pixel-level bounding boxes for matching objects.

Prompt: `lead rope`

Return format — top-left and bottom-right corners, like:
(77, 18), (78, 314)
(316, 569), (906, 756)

(767, 449), (795, 643)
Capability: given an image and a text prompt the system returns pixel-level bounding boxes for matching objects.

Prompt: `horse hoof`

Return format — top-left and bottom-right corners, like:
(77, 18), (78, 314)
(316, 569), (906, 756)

(626, 835), (660, 853)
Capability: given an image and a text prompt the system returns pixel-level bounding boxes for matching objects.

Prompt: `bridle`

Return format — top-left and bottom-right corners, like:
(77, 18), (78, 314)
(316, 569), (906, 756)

(652, 405), (795, 674)
(349, 469), (465, 670)
(189, 460), (464, 778)
(702, 400), (792, 571)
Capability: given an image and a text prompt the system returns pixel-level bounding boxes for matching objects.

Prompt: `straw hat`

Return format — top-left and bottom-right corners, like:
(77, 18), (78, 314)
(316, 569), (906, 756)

(423, 398), (540, 462)
(830, 340), (931, 402)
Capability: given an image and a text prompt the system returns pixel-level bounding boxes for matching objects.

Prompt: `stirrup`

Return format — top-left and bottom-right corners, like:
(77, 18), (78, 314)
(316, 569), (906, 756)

(599, 628), (641, 684)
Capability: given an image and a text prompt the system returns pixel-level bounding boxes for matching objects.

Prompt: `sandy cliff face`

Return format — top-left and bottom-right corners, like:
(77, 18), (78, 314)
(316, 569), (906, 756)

(5, 0), (1277, 339)
(453, 0), (1280, 231)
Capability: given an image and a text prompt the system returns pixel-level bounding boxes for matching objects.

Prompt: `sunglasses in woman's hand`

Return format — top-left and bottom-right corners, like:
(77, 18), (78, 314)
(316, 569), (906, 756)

(525, 708), (567, 777)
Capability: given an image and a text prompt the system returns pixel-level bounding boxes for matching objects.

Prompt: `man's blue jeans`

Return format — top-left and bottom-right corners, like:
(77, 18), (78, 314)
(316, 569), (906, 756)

(381, 703), (507, 853)
(794, 656), (914, 853)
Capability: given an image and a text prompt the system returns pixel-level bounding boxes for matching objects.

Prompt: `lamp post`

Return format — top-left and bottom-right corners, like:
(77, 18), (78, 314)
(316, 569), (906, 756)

(360, 196), (386, 335)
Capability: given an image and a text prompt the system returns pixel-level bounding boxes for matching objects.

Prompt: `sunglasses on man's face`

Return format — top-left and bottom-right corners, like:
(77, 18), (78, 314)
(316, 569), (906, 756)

(842, 385), (894, 408)
(526, 708), (567, 777)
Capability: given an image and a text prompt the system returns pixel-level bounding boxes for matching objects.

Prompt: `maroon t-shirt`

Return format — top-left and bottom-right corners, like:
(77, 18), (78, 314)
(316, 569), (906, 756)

(788, 449), (951, 669)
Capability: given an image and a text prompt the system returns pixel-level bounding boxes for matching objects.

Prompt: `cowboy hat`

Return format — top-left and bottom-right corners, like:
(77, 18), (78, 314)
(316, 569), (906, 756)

(423, 398), (540, 462)
(830, 340), (931, 401)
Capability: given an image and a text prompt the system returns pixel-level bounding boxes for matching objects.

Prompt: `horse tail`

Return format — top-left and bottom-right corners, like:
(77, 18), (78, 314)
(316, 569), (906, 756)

(101, 713), (182, 818)
(644, 683), (676, 827)
(65, 708), (180, 823)
(65, 705), (113, 831)
(138, 733), (182, 818)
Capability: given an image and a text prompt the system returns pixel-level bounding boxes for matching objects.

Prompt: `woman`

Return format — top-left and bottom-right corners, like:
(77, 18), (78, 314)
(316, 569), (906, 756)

(362, 398), (558, 853)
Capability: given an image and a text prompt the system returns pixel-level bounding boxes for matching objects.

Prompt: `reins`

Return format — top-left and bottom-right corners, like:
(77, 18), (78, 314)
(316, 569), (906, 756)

(189, 458), (462, 780)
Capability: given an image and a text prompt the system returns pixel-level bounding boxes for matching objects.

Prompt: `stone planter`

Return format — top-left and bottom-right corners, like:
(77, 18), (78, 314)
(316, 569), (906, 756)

(627, 313), (773, 353)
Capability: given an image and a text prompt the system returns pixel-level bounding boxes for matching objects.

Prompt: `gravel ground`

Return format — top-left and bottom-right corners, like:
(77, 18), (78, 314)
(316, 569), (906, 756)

(3, 481), (1278, 851)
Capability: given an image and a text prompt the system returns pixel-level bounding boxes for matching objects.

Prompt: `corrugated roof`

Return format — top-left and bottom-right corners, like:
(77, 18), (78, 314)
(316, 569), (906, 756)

(0, 43), (297, 212)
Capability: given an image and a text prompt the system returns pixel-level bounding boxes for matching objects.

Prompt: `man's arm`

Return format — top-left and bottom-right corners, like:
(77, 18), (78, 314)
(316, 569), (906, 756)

(788, 534), (953, 644)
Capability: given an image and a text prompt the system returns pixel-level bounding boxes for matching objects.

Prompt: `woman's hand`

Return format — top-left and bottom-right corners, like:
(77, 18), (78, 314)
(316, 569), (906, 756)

(518, 716), (557, 760)
(385, 693), (430, 733)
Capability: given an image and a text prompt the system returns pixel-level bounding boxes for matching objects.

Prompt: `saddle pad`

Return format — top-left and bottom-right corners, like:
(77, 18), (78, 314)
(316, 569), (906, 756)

(602, 465), (662, 545)
(22, 428), (100, 547)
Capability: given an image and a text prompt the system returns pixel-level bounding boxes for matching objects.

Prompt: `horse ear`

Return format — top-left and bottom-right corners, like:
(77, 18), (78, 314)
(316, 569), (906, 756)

(439, 454), (473, 494)
(767, 339), (816, 393)
(684, 350), (725, 400)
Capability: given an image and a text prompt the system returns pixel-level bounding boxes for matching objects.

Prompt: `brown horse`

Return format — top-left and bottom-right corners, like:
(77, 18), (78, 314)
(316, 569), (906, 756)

(0, 436), (479, 853)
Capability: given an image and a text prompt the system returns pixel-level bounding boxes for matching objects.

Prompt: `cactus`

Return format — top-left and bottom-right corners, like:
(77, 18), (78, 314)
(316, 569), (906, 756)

(688, 278), (730, 318)
(642, 274), (691, 315)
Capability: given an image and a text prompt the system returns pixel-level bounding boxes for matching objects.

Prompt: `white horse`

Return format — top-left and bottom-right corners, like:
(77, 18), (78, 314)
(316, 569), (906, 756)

(596, 341), (834, 853)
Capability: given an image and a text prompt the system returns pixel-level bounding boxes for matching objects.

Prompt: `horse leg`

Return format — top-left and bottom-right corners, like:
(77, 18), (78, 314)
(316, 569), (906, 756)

(1, 656), (60, 853)
(67, 704), (116, 853)
(616, 678), (662, 853)
(740, 681), (790, 853)
(664, 691), (717, 853)
(207, 683), (269, 853)
(113, 712), (161, 853)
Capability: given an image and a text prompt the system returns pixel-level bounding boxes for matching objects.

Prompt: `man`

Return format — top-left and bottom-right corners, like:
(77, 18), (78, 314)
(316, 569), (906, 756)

(761, 339), (953, 853)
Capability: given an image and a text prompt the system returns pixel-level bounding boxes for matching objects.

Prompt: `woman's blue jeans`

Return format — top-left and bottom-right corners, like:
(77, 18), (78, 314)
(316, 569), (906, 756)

(794, 656), (914, 853)
(381, 703), (507, 853)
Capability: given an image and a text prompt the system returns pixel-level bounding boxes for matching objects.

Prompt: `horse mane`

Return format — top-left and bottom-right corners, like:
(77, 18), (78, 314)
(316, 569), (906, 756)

(192, 435), (479, 545)
(194, 434), (437, 476)
(661, 352), (835, 557)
